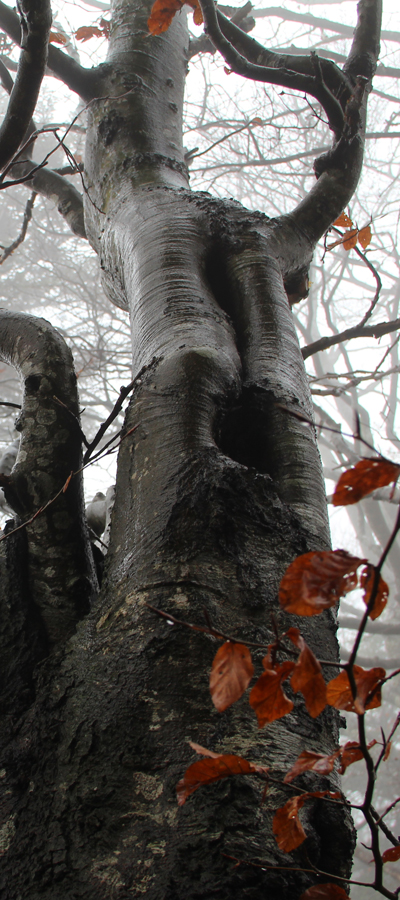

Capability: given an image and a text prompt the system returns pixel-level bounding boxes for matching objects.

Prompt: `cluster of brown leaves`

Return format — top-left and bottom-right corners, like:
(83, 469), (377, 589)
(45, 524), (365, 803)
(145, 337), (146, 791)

(280, 548), (389, 621)
(175, 457), (398, 889)
(49, 19), (111, 44)
(327, 211), (372, 251)
(148, 0), (202, 35)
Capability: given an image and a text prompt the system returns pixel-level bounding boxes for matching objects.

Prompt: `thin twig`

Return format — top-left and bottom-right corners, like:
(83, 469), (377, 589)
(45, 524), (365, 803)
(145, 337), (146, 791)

(0, 191), (37, 263)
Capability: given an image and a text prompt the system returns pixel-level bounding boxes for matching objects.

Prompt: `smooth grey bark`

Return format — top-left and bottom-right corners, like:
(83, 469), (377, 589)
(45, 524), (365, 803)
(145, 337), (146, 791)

(0, 0), (51, 172)
(0, 0), (382, 898)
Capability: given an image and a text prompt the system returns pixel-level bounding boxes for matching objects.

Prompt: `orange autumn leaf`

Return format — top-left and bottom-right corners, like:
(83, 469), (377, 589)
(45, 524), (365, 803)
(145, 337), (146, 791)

(300, 885), (350, 899)
(284, 749), (340, 783)
(273, 791), (339, 852)
(382, 846), (400, 863)
(383, 740), (392, 762)
(209, 641), (254, 712)
(99, 18), (111, 37)
(333, 212), (353, 228)
(358, 224), (372, 249)
(75, 25), (103, 41)
(279, 550), (364, 617)
(342, 228), (358, 250)
(273, 795), (307, 852)
(286, 627), (327, 717)
(63, 473), (72, 492)
(49, 30), (67, 44)
(249, 660), (294, 727)
(333, 458), (400, 506)
(338, 739), (377, 774)
(360, 564), (389, 620)
(191, 2), (203, 25)
(148, 0), (202, 35)
(176, 748), (268, 805)
(326, 665), (385, 714)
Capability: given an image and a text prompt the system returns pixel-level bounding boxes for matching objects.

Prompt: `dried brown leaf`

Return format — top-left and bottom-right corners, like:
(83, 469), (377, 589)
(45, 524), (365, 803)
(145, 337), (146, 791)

(75, 25), (103, 41)
(300, 885), (350, 899)
(360, 564), (389, 620)
(382, 845), (400, 863)
(284, 749), (340, 783)
(249, 661), (294, 727)
(279, 550), (364, 617)
(338, 739), (377, 774)
(358, 224), (372, 249)
(286, 628), (327, 716)
(332, 212), (353, 228)
(326, 666), (385, 714)
(273, 791), (339, 853)
(177, 751), (268, 805)
(342, 228), (358, 250)
(333, 458), (400, 506)
(210, 642), (254, 712)
(49, 31), (67, 44)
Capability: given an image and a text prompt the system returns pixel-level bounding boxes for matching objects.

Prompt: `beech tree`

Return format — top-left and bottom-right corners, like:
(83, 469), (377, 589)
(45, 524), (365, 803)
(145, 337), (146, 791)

(0, 0), (388, 898)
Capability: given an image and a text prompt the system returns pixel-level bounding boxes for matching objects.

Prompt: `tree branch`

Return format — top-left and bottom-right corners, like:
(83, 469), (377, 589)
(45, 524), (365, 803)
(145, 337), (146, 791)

(302, 316), (400, 360)
(288, 0), (382, 246)
(0, 0), (101, 100)
(198, 0), (348, 135)
(15, 159), (86, 238)
(343, 0), (383, 82)
(0, 0), (51, 172)
(0, 190), (37, 263)
(0, 311), (97, 645)
(0, 64), (86, 237)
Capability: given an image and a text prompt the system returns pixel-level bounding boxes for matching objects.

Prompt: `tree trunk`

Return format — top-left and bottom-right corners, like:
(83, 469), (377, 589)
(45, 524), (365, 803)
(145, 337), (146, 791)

(0, 1), (371, 897)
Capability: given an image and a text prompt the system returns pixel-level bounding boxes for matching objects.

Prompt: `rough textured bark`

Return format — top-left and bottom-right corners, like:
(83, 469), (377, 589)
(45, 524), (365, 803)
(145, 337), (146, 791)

(0, 311), (97, 646)
(0, 0), (382, 897)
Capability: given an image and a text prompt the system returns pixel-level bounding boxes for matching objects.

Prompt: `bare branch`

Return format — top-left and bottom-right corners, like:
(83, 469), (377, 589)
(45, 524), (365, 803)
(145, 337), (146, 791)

(302, 317), (400, 360)
(0, 0), (102, 100)
(198, 0), (348, 135)
(288, 0), (382, 244)
(0, 0), (51, 172)
(0, 190), (37, 263)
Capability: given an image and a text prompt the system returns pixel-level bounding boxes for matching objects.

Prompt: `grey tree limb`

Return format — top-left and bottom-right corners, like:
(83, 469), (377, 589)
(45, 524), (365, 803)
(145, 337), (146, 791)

(288, 0), (382, 247)
(302, 316), (400, 360)
(0, 60), (86, 237)
(0, 0), (51, 172)
(0, 311), (97, 645)
(198, 0), (349, 135)
(0, 0), (101, 100)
